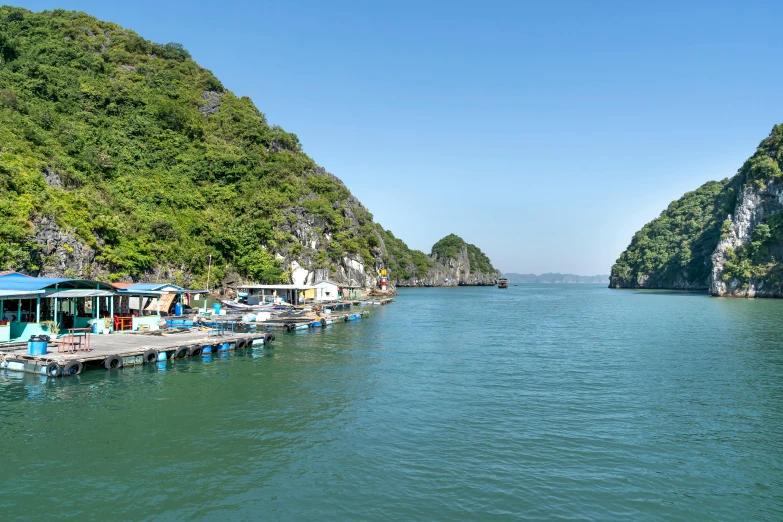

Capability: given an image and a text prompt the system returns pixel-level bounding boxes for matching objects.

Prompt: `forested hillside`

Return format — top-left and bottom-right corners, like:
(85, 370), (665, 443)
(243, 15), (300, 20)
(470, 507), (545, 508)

(0, 6), (487, 288)
(611, 124), (783, 297)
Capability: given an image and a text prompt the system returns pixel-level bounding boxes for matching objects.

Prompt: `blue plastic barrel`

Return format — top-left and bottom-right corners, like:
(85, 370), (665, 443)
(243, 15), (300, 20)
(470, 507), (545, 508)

(174, 303), (183, 316)
(91, 321), (100, 334)
(27, 340), (47, 356)
(212, 303), (221, 315)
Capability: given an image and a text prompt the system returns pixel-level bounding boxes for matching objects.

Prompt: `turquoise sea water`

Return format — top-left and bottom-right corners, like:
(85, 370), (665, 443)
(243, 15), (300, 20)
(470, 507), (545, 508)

(1, 285), (782, 520)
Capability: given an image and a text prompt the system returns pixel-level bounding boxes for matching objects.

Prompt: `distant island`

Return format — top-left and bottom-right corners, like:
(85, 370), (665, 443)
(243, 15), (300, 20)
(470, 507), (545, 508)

(503, 273), (609, 284)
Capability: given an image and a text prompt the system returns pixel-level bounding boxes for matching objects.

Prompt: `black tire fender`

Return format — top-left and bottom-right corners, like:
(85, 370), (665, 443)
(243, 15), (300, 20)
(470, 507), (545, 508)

(104, 355), (123, 370)
(45, 361), (61, 377)
(172, 346), (189, 359)
(142, 349), (158, 364)
(189, 346), (203, 357)
(63, 360), (83, 376)
(264, 333), (273, 344)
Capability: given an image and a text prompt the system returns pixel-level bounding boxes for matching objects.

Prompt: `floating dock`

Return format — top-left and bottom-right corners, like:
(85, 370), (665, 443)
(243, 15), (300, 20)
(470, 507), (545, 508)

(0, 329), (272, 378)
(0, 298), (393, 378)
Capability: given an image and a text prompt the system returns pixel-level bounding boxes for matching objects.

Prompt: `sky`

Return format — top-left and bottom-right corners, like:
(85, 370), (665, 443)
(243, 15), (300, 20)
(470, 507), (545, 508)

(14, 0), (783, 275)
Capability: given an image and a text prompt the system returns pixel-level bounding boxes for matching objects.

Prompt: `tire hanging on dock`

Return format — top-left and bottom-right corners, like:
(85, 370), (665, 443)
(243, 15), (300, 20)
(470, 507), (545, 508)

(320, 317), (327, 327)
(63, 360), (83, 376)
(189, 346), (203, 357)
(283, 324), (291, 332)
(172, 346), (189, 359)
(142, 349), (158, 364)
(235, 338), (247, 349)
(104, 355), (123, 370)
(263, 332), (273, 344)
(44, 361), (61, 377)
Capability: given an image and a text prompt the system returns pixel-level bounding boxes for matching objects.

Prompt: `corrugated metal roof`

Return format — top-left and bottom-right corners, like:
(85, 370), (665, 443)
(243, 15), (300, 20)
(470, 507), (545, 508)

(116, 283), (204, 294)
(46, 289), (116, 298)
(0, 271), (31, 278)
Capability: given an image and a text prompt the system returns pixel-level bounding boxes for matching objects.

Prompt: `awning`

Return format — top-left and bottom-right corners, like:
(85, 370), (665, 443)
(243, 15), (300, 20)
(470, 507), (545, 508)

(45, 289), (116, 298)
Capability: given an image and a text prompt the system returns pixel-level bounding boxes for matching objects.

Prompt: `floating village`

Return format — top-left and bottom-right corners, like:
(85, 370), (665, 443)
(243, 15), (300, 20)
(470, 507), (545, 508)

(0, 271), (394, 378)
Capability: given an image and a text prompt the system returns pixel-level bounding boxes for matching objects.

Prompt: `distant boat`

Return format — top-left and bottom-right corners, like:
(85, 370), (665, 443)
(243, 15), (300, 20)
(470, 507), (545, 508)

(514, 284), (518, 287)
(498, 278), (509, 289)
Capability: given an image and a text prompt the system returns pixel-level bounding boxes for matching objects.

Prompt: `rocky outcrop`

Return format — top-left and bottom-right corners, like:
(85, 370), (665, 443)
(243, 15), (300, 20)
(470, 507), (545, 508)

(710, 181), (783, 297)
(31, 216), (98, 278)
(396, 237), (500, 287)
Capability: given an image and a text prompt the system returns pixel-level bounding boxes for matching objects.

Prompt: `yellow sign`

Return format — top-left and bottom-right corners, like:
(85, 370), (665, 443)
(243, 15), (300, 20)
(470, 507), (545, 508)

(381, 269), (387, 276)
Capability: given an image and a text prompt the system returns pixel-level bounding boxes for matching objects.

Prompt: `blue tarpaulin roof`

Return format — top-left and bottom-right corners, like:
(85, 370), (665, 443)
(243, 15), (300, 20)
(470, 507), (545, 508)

(0, 275), (113, 292)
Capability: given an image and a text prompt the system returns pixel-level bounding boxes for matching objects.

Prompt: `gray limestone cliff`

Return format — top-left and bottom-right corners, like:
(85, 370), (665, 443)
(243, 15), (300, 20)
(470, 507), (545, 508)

(710, 180), (783, 297)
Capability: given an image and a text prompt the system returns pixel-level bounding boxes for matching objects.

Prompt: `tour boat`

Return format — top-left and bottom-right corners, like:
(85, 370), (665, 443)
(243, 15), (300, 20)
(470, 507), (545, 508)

(498, 278), (509, 289)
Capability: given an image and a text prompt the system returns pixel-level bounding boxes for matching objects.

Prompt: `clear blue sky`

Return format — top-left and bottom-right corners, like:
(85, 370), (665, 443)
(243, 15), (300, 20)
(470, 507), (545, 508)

(15, 0), (783, 275)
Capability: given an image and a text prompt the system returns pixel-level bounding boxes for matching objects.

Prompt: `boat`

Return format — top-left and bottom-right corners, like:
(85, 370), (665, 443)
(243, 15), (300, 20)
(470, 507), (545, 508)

(498, 278), (509, 289)
(220, 299), (275, 311)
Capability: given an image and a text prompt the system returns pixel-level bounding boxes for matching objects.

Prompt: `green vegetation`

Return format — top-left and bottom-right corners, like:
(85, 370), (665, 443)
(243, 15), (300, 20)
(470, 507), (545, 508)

(0, 7), (499, 287)
(612, 124), (783, 292)
(431, 234), (497, 274)
(610, 178), (739, 288)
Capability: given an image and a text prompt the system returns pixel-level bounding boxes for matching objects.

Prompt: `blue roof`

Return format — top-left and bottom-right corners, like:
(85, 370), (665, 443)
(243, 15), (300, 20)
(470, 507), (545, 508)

(0, 277), (113, 292)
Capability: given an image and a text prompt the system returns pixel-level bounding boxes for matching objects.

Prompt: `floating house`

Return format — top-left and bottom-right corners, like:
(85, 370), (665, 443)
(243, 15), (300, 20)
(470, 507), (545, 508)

(0, 272), (115, 342)
(112, 283), (204, 332)
(0, 274), (206, 342)
(314, 280), (362, 302)
(237, 284), (314, 305)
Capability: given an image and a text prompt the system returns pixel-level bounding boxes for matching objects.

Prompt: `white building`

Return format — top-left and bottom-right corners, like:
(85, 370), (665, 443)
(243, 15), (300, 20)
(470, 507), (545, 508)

(314, 280), (340, 302)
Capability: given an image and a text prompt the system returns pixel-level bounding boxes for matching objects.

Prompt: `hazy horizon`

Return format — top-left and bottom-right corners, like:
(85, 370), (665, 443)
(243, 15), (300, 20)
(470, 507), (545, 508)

(14, 0), (782, 274)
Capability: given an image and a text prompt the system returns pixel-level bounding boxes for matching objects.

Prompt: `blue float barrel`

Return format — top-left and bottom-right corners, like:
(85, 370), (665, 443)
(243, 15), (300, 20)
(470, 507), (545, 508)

(174, 303), (183, 316)
(212, 303), (221, 315)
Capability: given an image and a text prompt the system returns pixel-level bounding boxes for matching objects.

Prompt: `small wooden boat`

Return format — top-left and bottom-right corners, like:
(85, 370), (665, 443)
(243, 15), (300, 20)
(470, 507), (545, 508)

(498, 278), (509, 289)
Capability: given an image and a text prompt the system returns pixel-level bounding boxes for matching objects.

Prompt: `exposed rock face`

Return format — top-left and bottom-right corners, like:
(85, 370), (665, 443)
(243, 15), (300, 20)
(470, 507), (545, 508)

(199, 91), (224, 116)
(31, 216), (98, 278)
(710, 181), (783, 297)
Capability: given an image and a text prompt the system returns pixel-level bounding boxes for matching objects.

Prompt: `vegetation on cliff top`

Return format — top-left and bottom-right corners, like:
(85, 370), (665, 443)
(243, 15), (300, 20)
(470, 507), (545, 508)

(0, 6), (450, 286)
(431, 234), (497, 274)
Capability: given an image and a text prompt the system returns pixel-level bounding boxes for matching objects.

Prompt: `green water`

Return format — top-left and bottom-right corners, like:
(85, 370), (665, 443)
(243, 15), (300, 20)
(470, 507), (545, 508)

(1, 286), (782, 520)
